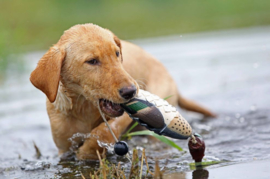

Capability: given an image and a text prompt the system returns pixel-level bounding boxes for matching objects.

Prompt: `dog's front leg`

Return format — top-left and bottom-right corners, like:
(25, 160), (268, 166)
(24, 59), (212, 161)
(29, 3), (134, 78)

(76, 113), (132, 160)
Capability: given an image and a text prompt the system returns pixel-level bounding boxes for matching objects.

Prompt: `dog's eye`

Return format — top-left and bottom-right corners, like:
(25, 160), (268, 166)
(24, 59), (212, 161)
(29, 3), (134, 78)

(116, 51), (120, 57)
(86, 59), (99, 65)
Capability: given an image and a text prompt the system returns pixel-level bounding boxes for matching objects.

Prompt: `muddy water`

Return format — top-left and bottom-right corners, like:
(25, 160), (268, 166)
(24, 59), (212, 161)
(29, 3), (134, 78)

(1, 27), (270, 178)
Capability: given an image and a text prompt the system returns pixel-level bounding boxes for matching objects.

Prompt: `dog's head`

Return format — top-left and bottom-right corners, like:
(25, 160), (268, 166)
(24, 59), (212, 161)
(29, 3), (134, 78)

(30, 23), (139, 117)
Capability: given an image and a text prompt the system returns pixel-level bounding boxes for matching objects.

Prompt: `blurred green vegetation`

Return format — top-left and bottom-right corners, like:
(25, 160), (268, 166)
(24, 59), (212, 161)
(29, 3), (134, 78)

(1, 0), (270, 69)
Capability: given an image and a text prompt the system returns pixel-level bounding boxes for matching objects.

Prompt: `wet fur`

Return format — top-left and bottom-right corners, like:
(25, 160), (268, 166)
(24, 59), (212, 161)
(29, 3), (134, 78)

(30, 23), (215, 160)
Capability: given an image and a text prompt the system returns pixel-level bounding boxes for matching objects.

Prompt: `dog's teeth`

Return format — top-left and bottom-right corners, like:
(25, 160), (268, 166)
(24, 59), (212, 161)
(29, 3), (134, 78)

(99, 99), (124, 117)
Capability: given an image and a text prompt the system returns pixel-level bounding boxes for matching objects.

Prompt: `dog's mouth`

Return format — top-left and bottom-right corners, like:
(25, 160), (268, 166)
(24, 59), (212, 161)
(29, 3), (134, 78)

(99, 99), (124, 117)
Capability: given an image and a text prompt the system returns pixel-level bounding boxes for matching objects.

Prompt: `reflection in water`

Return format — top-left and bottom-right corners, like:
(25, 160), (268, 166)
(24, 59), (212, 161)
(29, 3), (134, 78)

(193, 168), (209, 179)
(164, 168), (209, 179)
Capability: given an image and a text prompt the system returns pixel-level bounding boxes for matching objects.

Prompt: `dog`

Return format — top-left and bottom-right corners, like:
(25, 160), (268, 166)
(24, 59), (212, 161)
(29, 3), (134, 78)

(30, 23), (215, 160)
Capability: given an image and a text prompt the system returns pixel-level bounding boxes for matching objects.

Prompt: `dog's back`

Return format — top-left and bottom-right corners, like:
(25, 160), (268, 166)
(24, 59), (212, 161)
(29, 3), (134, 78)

(121, 40), (215, 117)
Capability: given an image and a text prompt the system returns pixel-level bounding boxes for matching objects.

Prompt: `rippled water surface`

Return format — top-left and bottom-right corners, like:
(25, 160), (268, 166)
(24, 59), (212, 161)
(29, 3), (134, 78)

(1, 27), (270, 178)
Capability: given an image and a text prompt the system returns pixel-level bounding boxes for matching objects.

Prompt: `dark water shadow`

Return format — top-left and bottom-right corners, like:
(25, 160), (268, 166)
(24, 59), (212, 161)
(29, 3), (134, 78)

(192, 168), (209, 179)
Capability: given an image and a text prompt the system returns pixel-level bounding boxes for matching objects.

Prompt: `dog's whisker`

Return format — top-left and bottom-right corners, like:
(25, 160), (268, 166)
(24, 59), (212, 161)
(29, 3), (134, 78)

(136, 79), (147, 90)
(75, 92), (84, 108)
(137, 80), (146, 87)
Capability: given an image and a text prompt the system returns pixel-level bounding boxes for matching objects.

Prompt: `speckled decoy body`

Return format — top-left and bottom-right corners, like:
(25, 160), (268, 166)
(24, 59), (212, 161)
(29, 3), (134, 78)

(121, 90), (192, 139)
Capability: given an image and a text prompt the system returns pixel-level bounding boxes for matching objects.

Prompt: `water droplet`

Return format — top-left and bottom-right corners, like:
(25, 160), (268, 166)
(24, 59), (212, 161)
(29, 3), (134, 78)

(239, 117), (245, 123)
(235, 113), (241, 119)
(250, 105), (257, 112)
(225, 116), (231, 121)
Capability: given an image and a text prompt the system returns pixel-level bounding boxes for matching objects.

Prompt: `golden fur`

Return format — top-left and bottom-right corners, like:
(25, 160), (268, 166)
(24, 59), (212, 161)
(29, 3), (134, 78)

(30, 23), (215, 160)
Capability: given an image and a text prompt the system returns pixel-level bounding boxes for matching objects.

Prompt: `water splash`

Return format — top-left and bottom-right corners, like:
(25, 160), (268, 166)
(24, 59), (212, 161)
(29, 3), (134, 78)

(68, 133), (99, 151)
(21, 161), (50, 171)
(97, 140), (115, 154)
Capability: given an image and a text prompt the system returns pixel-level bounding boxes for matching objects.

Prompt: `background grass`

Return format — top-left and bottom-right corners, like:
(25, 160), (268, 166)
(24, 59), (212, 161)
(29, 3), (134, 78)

(1, 0), (270, 69)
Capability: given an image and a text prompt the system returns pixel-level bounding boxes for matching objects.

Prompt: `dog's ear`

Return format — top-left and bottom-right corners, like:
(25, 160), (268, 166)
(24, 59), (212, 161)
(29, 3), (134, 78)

(30, 46), (65, 103)
(114, 35), (121, 49)
(113, 35), (123, 62)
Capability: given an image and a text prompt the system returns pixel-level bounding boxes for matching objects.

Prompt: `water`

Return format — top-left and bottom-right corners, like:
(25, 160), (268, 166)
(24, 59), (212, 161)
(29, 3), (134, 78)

(1, 26), (270, 178)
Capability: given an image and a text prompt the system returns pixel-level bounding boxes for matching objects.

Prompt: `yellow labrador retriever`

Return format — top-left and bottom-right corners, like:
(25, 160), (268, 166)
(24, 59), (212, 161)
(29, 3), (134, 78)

(30, 23), (215, 160)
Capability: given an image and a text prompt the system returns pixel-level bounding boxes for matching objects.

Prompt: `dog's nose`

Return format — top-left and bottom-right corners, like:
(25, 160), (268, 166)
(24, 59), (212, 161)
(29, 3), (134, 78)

(119, 85), (137, 100)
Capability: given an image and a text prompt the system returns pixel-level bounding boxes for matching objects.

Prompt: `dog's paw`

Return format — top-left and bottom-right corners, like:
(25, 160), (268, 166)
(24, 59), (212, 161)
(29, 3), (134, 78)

(75, 138), (104, 160)
(76, 148), (99, 160)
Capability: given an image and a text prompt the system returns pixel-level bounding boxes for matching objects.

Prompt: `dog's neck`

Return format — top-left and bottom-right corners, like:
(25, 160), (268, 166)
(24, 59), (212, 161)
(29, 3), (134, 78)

(53, 82), (100, 121)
